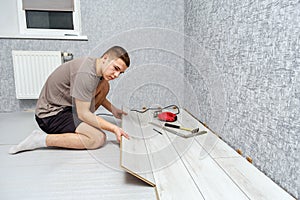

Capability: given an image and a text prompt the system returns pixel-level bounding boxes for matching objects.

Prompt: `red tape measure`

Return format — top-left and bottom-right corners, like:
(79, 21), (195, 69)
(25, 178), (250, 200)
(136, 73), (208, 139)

(157, 112), (177, 122)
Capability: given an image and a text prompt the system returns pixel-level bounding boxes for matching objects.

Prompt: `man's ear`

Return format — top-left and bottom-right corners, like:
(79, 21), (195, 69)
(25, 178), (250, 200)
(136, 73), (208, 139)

(102, 54), (109, 63)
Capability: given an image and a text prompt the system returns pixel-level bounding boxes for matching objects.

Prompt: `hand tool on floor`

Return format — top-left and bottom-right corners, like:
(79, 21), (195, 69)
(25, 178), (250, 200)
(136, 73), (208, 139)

(149, 122), (207, 138)
(131, 105), (179, 122)
(164, 123), (199, 133)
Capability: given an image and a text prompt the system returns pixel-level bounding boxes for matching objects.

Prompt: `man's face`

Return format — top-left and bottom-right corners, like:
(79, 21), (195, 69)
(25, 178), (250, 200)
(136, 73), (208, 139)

(102, 58), (128, 81)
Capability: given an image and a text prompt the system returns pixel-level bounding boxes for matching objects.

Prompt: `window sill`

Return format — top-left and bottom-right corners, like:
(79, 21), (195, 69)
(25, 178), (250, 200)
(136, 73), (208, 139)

(0, 34), (88, 41)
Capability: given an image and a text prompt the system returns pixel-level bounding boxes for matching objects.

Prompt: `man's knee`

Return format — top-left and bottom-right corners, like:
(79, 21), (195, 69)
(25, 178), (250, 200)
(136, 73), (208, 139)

(86, 133), (106, 149)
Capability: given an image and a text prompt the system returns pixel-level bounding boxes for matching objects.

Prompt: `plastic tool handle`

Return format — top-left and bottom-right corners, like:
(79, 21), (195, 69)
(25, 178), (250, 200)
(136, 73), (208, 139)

(164, 123), (193, 132)
(164, 123), (180, 129)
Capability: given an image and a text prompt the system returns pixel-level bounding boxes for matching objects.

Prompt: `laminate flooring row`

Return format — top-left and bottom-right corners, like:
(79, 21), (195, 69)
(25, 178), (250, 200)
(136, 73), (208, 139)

(121, 108), (295, 200)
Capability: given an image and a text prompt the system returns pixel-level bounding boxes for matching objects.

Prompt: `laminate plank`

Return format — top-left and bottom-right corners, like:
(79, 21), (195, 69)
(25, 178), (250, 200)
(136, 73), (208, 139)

(197, 132), (241, 158)
(179, 109), (240, 158)
(175, 109), (294, 199)
(121, 109), (155, 186)
(170, 136), (249, 200)
(215, 157), (296, 200)
(160, 109), (209, 160)
(121, 108), (295, 200)
(160, 110), (248, 199)
(139, 112), (204, 200)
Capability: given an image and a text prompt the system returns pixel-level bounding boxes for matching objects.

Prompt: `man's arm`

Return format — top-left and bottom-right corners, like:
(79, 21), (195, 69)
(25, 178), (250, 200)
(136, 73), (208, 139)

(75, 98), (129, 141)
(90, 97), (96, 113)
(102, 98), (127, 119)
(102, 98), (113, 113)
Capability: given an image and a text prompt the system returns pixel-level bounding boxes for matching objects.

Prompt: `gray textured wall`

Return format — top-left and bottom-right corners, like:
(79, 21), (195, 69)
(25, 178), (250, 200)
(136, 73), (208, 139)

(184, 0), (299, 198)
(0, 0), (298, 198)
(0, 0), (184, 112)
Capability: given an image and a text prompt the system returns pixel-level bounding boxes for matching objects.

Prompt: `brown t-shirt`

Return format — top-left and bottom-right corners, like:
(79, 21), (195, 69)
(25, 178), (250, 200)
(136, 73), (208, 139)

(35, 57), (102, 118)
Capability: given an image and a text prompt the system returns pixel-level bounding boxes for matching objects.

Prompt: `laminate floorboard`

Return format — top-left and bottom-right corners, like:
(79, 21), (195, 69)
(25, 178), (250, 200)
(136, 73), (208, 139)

(121, 108), (295, 200)
(171, 137), (249, 200)
(215, 157), (295, 200)
(141, 114), (204, 200)
(121, 109), (155, 186)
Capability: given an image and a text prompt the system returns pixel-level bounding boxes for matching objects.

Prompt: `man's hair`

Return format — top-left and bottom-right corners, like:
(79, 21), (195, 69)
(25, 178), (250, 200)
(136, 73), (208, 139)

(101, 46), (130, 67)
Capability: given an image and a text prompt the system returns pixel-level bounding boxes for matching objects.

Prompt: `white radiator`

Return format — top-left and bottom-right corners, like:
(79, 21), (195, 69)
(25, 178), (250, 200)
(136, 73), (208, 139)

(12, 50), (63, 99)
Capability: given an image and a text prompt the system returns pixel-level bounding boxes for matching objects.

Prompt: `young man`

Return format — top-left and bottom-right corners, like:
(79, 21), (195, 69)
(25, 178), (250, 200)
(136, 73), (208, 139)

(9, 46), (130, 154)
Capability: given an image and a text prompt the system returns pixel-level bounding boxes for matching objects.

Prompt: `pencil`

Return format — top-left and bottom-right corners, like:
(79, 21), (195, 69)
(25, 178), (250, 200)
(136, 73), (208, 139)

(153, 128), (163, 135)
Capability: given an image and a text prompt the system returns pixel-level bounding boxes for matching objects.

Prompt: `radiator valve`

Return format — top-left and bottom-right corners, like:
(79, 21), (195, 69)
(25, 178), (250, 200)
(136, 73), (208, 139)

(62, 52), (73, 62)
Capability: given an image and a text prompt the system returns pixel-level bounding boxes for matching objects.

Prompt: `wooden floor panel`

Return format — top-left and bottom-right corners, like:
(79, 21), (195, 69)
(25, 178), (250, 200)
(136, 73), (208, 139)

(121, 108), (156, 186)
(215, 157), (295, 200)
(121, 108), (296, 200)
(178, 139), (249, 200)
(142, 120), (204, 200)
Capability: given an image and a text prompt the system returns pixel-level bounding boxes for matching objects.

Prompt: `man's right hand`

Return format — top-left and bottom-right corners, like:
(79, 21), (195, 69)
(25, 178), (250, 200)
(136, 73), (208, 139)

(113, 126), (129, 142)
